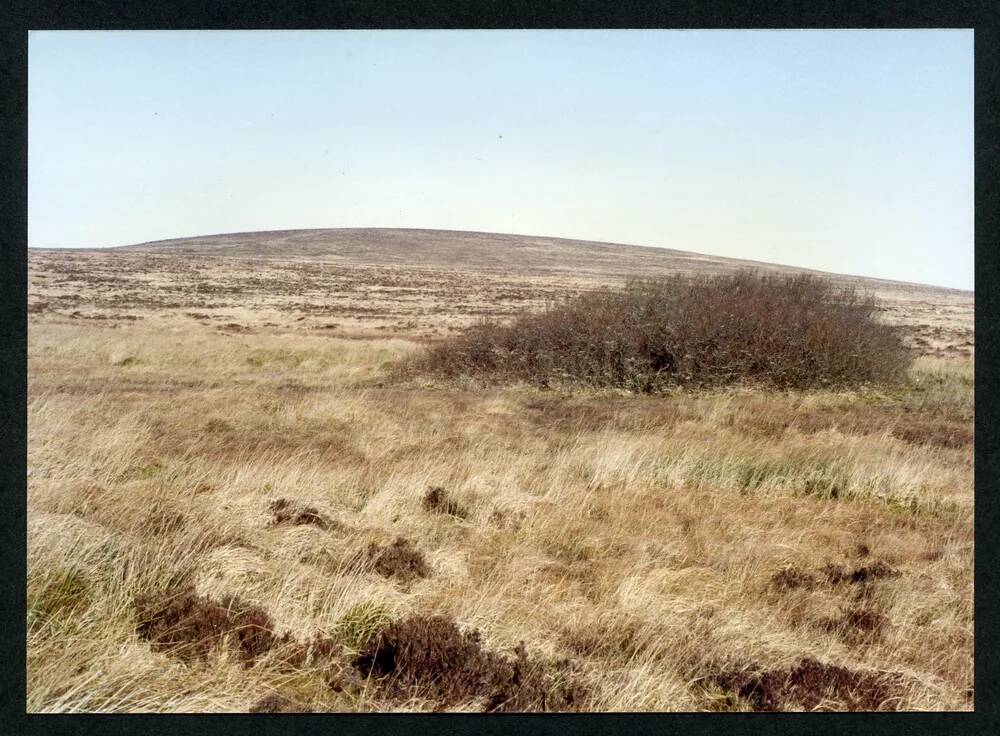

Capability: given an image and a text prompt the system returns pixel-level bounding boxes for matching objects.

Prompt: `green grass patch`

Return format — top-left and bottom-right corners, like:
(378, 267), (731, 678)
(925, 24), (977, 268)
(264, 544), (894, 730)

(334, 601), (393, 653)
(28, 567), (91, 635)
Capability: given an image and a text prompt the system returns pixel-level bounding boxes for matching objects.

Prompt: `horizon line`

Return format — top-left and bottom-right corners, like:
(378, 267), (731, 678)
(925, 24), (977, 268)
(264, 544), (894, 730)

(28, 225), (974, 295)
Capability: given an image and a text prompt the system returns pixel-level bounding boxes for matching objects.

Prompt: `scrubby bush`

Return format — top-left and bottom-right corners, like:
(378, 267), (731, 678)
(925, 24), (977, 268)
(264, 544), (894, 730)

(410, 271), (912, 391)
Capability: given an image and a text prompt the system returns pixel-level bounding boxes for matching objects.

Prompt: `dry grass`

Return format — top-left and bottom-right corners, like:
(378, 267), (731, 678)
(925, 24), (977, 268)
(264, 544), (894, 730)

(26, 246), (973, 712)
(27, 240), (974, 354)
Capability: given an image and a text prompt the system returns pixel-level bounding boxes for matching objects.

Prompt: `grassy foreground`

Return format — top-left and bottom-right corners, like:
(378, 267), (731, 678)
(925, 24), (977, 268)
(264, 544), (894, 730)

(26, 319), (972, 712)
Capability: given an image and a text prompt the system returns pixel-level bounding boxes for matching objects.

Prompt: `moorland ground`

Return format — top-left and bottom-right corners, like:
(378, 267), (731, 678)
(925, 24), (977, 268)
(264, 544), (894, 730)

(27, 230), (973, 712)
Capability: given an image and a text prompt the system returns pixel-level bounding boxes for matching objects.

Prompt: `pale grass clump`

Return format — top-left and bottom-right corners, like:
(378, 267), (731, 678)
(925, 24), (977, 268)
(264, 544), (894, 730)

(27, 320), (972, 712)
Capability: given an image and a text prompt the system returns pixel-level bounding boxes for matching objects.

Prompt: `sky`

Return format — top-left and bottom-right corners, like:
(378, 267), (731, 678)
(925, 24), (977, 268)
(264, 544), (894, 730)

(28, 30), (973, 290)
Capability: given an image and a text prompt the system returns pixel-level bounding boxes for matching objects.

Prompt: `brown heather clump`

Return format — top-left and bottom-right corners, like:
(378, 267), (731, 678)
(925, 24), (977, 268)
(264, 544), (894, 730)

(353, 615), (586, 711)
(134, 587), (277, 666)
(770, 566), (817, 592)
(411, 271), (913, 391)
(267, 498), (334, 530)
(365, 537), (431, 583)
(422, 486), (469, 519)
(708, 657), (904, 711)
(821, 560), (900, 586)
(819, 607), (890, 644)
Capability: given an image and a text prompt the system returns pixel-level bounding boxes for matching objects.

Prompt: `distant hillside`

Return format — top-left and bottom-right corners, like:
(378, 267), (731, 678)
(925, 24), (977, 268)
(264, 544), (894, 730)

(113, 227), (965, 296)
(29, 227), (972, 355)
(117, 228), (737, 274)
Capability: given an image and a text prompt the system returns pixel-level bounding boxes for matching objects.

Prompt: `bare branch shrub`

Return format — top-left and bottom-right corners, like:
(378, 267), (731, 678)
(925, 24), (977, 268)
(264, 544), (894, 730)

(410, 271), (912, 391)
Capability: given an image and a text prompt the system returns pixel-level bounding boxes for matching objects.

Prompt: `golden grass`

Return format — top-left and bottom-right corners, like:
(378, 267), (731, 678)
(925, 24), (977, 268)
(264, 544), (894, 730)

(27, 316), (972, 712)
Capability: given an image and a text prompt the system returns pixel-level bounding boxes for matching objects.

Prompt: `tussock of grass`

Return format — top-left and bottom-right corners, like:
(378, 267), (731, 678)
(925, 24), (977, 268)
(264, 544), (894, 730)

(29, 567), (91, 635)
(334, 601), (393, 653)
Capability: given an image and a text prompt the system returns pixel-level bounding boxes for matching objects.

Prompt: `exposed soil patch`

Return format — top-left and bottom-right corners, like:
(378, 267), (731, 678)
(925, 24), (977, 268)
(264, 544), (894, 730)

(364, 537), (431, 583)
(708, 657), (904, 711)
(353, 614), (586, 712)
(267, 498), (335, 531)
(770, 566), (817, 592)
(422, 486), (469, 519)
(819, 607), (889, 643)
(134, 586), (278, 666)
(822, 560), (899, 586)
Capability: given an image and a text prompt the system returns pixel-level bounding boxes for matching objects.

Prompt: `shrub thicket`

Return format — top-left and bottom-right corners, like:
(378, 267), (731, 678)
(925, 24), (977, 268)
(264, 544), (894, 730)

(411, 271), (912, 391)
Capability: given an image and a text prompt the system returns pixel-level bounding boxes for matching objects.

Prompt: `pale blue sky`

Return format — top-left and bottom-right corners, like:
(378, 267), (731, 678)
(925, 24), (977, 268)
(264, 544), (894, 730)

(29, 30), (973, 290)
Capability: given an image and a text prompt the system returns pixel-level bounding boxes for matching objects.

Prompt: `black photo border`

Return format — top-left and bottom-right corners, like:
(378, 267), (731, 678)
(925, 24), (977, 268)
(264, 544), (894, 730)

(2, 2), (997, 735)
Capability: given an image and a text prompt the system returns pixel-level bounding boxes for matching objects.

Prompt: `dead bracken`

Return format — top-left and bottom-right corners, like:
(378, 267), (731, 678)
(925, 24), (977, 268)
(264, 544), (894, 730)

(134, 586), (278, 666)
(422, 486), (469, 519)
(352, 614), (586, 711)
(708, 657), (904, 711)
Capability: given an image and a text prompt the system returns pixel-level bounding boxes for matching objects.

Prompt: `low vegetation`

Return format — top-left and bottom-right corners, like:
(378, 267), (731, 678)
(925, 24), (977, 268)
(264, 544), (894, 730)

(412, 272), (912, 391)
(26, 251), (972, 713)
(354, 614), (587, 711)
(706, 657), (905, 712)
(134, 586), (277, 665)
(362, 537), (431, 584)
